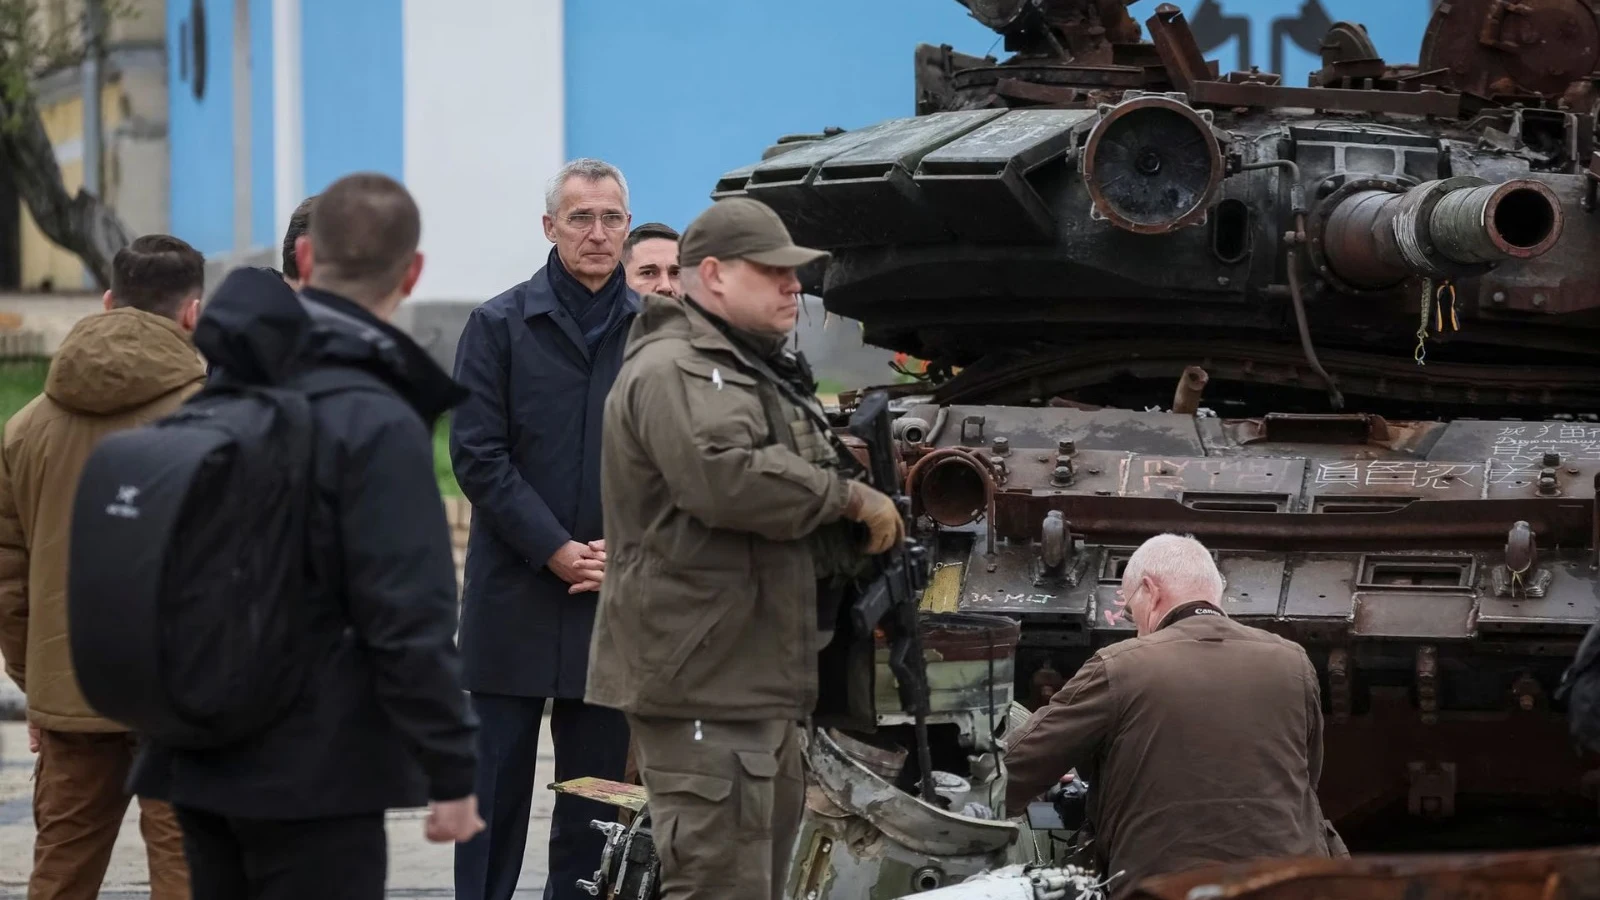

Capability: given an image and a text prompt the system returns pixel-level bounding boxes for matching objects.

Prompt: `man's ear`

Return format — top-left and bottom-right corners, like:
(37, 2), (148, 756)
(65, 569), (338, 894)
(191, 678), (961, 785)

(700, 257), (722, 292)
(399, 251), (425, 298)
(294, 235), (315, 286)
(102, 290), (114, 311)
(178, 296), (200, 333)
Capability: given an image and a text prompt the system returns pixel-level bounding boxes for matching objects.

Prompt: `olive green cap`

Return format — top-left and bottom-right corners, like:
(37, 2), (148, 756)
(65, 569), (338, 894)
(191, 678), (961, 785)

(679, 197), (829, 269)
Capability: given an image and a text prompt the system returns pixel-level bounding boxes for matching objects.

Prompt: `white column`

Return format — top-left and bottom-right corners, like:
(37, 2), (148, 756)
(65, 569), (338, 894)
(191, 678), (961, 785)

(272, 0), (304, 242)
(402, 0), (565, 301)
(231, 0), (251, 252)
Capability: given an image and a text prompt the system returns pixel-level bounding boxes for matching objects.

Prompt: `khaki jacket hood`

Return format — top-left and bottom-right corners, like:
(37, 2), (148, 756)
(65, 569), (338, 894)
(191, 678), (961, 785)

(46, 307), (206, 415)
(622, 292), (692, 356)
(624, 293), (761, 368)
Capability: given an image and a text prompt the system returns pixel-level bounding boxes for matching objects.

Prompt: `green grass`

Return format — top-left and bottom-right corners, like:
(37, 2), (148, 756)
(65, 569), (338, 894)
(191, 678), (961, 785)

(815, 372), (921, 400)
(815, 377), (848, 399)
(0, 360), (48, 426)
(434, 416), (460, 497)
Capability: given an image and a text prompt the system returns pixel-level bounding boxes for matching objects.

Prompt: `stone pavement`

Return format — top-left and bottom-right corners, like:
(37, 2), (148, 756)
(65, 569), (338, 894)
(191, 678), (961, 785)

(0, 718), (558, 898)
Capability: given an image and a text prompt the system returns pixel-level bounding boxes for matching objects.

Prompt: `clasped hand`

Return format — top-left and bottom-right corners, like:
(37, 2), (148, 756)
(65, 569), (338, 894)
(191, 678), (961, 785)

(548, 539), (606, 594)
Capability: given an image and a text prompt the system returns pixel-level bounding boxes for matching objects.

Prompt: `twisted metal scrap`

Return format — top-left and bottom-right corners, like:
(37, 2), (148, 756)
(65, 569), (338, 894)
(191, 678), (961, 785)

(1034, 864), (1124, 900)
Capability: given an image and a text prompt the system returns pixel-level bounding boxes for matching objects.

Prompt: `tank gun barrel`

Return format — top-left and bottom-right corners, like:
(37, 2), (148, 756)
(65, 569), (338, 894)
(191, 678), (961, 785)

(1320, 178), (1563, 289)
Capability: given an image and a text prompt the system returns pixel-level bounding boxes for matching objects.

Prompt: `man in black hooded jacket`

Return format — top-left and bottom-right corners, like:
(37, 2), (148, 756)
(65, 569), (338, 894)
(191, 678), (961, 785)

(130, 172), (482, 900)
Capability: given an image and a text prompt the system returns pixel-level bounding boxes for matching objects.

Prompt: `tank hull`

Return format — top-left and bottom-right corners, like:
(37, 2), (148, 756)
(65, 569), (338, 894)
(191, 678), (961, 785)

(902, 403), (1600, 848)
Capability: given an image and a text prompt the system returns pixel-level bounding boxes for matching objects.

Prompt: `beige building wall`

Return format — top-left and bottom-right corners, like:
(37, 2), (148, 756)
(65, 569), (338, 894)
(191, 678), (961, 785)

(36, 0), (166, 43)
(17, 0), (169, 291)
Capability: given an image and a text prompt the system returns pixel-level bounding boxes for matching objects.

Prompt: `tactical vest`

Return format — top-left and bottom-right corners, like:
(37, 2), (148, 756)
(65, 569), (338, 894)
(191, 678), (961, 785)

(750, 365), (868, 589)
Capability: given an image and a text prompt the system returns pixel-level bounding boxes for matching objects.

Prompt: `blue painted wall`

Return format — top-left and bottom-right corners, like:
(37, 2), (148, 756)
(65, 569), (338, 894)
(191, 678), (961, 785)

(563, 0), (995, 231)
(249, 0), (275, 250)
(1186, 0), (1435, 87)
(300, 0), (404, 195)
(563, 0), (1439, 232)
(164, 0), (1442, 258)
(167, 0), (235, 256)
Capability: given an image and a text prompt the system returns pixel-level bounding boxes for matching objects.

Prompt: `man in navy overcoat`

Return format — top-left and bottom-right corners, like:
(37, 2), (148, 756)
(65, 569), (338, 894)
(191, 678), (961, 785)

(450, 158), (640, 900)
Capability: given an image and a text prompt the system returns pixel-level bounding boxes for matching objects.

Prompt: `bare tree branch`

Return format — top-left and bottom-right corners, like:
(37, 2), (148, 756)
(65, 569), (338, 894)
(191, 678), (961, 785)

(0, 74), (130, 287)
(0, 0), (137, 289)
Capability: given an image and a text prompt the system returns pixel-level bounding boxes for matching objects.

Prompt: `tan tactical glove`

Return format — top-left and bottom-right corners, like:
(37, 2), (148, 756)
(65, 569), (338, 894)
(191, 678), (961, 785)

(844, 480), (905, 555)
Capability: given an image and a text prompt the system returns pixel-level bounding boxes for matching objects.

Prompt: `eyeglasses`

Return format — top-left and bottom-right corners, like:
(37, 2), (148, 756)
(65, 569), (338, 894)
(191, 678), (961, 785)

(563, 213), (628, 231)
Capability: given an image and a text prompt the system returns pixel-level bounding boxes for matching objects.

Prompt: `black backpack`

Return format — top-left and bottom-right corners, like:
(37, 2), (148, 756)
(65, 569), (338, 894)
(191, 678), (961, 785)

(68, 368), (381, 749)
(1557, 620), (1600, 754)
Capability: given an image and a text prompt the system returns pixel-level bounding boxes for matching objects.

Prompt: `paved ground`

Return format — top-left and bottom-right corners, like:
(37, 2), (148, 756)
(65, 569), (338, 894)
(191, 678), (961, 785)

(0, 719), (557, 898)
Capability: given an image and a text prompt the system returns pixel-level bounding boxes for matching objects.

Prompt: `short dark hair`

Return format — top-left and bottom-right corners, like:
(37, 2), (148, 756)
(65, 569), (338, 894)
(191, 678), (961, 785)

(110, 235), (205, 317)
(281, 194), (317, 280)
(306, 173), (420, 305)
(624, 222), (679, 259)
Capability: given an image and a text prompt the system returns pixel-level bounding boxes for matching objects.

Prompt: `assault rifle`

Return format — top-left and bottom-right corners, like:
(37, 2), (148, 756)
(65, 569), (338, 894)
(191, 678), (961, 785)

(844, 390), (939, 806)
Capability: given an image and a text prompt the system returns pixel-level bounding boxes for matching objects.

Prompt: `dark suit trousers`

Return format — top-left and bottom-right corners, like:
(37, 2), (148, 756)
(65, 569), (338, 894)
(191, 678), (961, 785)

(454, 694), (630, 900)
(174, 807), (385, 900)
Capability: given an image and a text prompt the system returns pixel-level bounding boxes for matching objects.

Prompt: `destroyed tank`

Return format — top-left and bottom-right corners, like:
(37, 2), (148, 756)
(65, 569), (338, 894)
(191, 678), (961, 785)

(710, 0), (1600, 862)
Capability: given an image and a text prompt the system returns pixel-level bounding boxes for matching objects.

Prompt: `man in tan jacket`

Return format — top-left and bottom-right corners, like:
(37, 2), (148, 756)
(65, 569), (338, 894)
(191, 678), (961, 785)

(587, 197), (902, 900)
(0, 235), (207, 900)
(1005, 533), (1345, 897)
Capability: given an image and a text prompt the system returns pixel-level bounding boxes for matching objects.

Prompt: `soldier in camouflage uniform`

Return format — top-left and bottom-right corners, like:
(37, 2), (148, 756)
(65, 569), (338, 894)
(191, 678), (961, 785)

(586, 197), (903, 900)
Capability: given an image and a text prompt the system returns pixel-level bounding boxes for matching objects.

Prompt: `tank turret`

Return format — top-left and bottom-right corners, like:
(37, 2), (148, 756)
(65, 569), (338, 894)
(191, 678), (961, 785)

(716, 1), (1600, 419)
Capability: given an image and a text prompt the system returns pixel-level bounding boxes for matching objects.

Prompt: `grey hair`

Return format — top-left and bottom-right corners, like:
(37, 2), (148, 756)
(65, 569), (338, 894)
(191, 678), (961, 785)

(545, 158), (629, 215)
(1123, 533), (1224, 605)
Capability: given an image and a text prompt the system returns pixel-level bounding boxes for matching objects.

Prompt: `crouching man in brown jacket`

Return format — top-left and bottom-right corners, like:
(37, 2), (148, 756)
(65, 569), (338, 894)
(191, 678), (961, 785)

(586, 197), (902, 900)
(1005, 533), (1347, 896)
